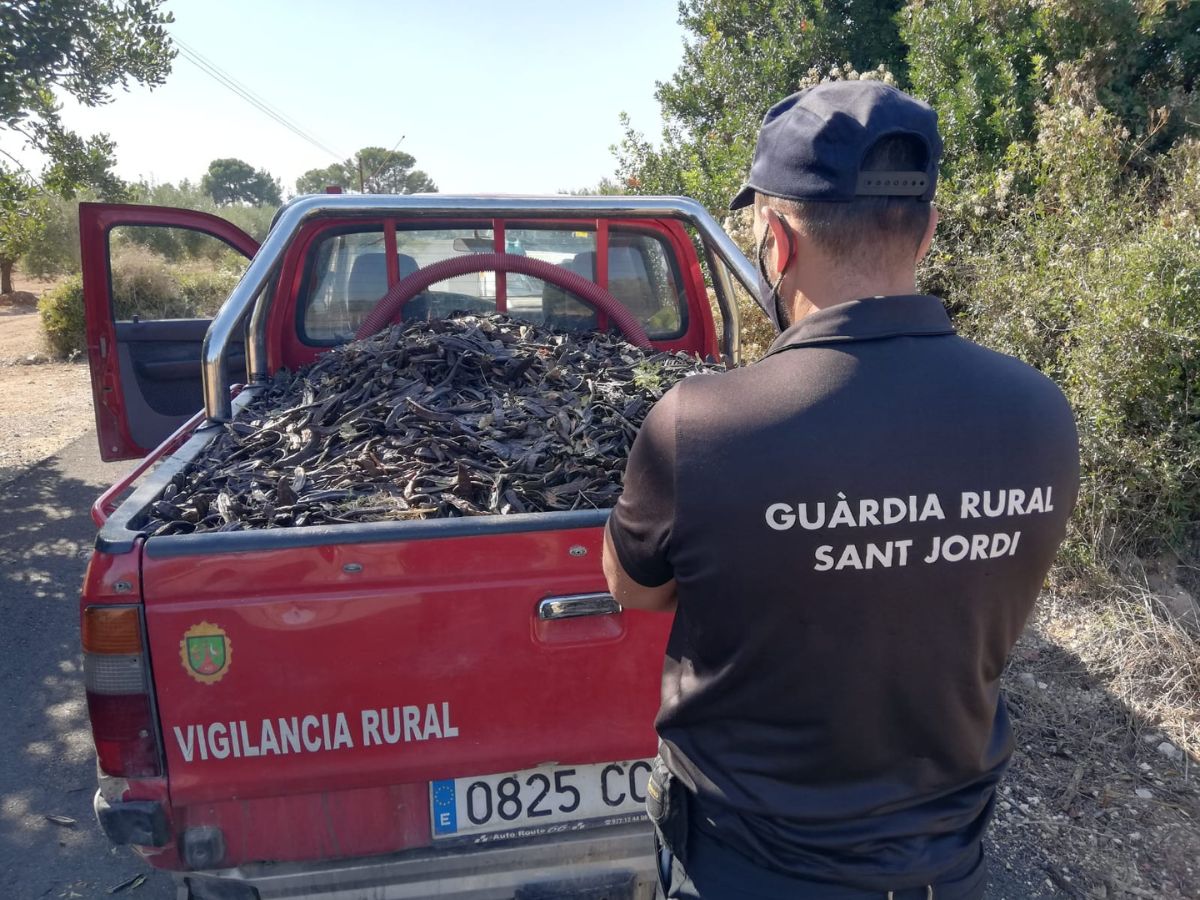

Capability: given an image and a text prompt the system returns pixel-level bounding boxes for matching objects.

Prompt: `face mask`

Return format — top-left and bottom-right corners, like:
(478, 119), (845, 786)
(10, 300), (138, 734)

(755, 229), (789, 332)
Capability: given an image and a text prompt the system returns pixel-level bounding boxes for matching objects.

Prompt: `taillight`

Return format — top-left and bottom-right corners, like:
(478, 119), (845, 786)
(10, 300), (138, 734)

(83, 606), (160, 777)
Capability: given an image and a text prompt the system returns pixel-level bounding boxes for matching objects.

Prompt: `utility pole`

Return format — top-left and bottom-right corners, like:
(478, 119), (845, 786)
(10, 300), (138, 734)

(357, 154), (365, 193)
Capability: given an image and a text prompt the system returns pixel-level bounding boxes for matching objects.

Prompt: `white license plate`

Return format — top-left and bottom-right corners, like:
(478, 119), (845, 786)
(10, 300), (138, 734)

(431, 759), (653, 841)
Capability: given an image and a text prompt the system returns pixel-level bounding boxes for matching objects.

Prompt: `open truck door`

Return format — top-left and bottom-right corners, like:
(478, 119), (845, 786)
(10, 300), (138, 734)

(80, 202), (260, 461)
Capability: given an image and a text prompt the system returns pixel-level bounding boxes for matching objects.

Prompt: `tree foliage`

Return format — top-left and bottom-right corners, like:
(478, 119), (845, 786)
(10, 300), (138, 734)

(901, 0), (1200, 179)
(659, 0), (906, 133)
(295, 147), (437, 195)
(19, 193), (79, 279)
(614, 0), (907, 211)
(618, 0), (1200, 211)
(201, 158), (282, 206)
(127, 178), (276, 252)
(294, 163), (345, 195)
(0, 0), (174, 198)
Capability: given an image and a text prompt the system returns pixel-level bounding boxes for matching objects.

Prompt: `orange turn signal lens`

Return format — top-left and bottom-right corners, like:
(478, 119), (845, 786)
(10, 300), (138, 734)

(82, 606), (144, 655)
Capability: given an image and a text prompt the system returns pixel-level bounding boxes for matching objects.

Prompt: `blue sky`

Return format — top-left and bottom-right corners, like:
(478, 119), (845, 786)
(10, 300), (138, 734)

(5, 0), (686, 195)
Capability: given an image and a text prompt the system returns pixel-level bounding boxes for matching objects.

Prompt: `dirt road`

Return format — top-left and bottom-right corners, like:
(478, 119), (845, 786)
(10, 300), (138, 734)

(0, 311), (96, 486)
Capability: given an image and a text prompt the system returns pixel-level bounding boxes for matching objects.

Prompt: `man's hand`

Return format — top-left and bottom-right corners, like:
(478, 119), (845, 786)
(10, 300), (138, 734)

(603, 521), (677, 612)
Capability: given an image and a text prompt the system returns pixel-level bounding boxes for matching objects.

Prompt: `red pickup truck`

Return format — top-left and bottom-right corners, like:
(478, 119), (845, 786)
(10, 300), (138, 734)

(78, 194), (755, 900)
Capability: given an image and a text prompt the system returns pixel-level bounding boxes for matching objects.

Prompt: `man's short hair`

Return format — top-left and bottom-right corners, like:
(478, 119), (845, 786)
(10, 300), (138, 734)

(763, 136), (933, 268)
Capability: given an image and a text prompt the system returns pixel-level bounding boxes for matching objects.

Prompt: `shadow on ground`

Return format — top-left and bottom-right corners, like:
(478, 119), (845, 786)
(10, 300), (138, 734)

(988, 629), (1199, 899)
(0, 435), (174, 899)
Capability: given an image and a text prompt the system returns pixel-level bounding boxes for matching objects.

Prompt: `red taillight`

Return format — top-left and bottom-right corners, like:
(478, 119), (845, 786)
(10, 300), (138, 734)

(87, 693), (160, 776)
(83, 605), (161, 777)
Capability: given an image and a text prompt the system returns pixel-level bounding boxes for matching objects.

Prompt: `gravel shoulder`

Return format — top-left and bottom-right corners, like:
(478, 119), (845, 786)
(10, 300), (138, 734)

(0, 275), (97, 487)
(0, 312), (96, 486)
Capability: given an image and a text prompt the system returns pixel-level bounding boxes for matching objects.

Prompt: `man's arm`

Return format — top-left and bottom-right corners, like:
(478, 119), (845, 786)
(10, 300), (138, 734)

(603, 520), (677, 612)
(602, 387), (680, 613)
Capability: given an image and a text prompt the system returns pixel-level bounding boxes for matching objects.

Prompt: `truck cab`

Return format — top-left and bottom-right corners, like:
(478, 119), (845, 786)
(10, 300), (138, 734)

(78, 194), (755, 900)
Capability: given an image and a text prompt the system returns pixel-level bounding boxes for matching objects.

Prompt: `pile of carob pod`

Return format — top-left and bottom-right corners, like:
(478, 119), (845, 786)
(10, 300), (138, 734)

(144, 315), (722, 534)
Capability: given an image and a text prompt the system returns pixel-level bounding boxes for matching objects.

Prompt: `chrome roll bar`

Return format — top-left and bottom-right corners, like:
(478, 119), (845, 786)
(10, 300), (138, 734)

(203, 194), (757, 423)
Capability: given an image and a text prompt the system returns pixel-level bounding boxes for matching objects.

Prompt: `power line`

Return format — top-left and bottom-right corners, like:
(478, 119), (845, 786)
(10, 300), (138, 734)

(174, 40), (343, 161)
(172, 36), (345, 163)
(173, 37), (343, 160)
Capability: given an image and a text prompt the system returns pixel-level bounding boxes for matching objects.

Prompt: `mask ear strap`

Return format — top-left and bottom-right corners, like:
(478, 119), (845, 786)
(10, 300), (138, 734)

(767, 213), (794, 277)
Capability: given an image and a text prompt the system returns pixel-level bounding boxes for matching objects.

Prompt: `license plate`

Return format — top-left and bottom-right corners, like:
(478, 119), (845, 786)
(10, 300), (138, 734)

(431, 759), (653, 841)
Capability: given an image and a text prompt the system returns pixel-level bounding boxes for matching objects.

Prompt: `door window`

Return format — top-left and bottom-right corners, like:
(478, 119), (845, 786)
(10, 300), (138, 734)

(108, 225), (249, 321)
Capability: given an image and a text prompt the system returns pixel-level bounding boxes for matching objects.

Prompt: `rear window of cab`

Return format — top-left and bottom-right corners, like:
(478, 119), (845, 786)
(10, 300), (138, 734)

(298, 223), (688, 345)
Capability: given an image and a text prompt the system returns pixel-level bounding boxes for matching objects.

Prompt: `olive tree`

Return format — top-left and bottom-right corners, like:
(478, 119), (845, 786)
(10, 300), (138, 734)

(0, 0), (175, 197)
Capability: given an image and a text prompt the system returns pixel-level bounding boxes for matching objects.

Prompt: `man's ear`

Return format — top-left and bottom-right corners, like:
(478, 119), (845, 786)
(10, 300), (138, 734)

(762, 206), (794, 277)
(916, 205), (939, 264)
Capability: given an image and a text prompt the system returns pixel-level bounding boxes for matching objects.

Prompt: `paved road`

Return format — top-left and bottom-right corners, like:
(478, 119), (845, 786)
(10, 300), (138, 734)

(0, 432), (1060, 899)
(0, 434), (175, 899)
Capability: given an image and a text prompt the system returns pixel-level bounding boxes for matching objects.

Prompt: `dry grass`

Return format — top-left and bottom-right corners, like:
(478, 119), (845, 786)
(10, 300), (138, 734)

(1039, 567), (1200, 757)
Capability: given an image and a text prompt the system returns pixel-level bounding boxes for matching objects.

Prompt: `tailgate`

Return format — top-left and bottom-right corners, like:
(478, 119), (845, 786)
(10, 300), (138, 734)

(140, 522), (668, 820)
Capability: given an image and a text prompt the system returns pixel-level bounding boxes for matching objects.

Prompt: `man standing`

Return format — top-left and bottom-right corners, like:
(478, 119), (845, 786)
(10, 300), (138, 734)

(603, 81), (1079, 900)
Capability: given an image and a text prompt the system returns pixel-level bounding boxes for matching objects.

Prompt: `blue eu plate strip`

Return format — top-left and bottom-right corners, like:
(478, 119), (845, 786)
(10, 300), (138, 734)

(431, 780), (458, 836)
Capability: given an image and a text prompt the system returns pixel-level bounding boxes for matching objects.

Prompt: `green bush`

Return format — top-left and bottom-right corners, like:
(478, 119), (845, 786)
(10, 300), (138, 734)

(176, 269), (239, 317)
(1065, 225), (1200, 557)
(926, 82), (1200, 559)
(38, 274), (85, 357)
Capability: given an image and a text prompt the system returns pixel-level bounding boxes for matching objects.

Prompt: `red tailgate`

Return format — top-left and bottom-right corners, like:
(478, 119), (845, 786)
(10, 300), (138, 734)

(141, 525), (668, 816)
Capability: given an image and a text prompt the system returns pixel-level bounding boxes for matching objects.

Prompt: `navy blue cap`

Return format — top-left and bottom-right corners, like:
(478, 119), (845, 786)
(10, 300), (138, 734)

(730, 81), (942, 209)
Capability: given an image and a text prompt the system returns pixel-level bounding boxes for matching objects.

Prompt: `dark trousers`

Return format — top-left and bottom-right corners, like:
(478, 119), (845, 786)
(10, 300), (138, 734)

(646, 756), (987, 899)
(654, 828), (987, 900)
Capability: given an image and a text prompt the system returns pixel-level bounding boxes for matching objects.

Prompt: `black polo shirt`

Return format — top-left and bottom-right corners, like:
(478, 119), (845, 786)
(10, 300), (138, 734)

(608, 295), (1079, 891)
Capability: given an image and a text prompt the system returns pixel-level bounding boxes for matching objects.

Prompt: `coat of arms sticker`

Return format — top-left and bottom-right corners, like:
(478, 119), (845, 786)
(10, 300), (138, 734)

(180, 621), (231, 684)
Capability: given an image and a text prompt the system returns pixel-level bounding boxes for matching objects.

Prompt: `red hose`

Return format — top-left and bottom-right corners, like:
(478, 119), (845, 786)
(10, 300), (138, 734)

(353, 252), (651, 348)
